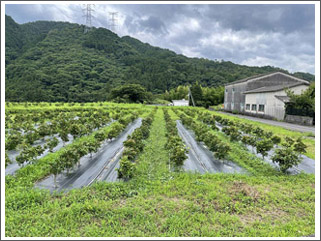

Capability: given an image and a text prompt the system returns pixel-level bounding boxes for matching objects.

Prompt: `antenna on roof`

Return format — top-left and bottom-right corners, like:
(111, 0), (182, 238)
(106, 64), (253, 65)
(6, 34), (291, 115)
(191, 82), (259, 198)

(83, 4), (95, 33)
(108, 12), (118, 32)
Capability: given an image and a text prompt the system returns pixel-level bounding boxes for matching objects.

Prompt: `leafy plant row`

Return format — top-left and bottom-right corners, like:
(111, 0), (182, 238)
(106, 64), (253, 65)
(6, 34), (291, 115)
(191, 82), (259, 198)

(163, 109), (188, 169)
(5, 110), (119, 169)
(5, 107), (142, 169)
(49, 112), (139, 186)
(182, 108), (308, 173)
(5, 105), (138, 133)
(6, 111), (144, 188)
(117, 108), (157, 180)
(6, 109), (113, 150)
(173, 109), (231, 160)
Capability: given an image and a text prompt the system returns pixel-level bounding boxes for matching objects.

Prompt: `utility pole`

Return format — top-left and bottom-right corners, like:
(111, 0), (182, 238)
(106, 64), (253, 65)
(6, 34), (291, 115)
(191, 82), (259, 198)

(188, 86), (196, 107)
(108, 12), (118, 32)
(83, 4), (94, 33)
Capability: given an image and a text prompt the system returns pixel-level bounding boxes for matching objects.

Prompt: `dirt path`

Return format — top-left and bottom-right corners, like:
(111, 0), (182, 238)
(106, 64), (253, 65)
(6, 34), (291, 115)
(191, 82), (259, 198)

(217, 111), (315, 134)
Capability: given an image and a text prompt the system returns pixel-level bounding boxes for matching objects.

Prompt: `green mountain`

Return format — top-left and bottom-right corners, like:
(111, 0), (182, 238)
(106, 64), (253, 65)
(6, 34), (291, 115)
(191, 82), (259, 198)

(5, 15), (315, 102)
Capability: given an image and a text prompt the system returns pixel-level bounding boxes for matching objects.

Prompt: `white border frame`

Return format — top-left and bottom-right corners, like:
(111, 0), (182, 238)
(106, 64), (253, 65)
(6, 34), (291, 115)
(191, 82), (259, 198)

(1, 1), (320, 240)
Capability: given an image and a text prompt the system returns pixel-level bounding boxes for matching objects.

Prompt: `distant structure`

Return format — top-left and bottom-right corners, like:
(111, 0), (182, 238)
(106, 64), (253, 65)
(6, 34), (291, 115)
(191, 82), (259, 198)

(108, 12), (118, 32)
(188, 86), (195, 107)
(83, 4), (94, 33)
(172, 99), (189, 106)
(224, 72), (310, 121)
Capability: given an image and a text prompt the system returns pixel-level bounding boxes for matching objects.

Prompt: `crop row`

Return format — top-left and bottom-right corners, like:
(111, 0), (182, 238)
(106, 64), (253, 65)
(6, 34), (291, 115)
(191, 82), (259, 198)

(173, 109), (231, 160)
(48, 112), (138, 186)
(163, 109), (188, 169)
(5, 106), (139, 130)
(6, 109), (113, 150)
(5, 108), (142, 168)
(182, 108), (308, 173)
(117, 108), (157, 180)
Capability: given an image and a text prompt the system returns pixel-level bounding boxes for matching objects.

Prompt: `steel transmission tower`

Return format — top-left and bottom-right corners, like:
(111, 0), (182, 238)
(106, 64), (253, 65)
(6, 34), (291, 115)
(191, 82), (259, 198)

(83, 4), (94, 33)
(108, 12), (118, 32)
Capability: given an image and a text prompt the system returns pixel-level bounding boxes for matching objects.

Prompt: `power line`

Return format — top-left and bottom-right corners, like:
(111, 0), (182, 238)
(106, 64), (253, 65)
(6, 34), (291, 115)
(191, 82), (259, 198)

(108, 12), (118, 32)
(83, 4), (95, 33)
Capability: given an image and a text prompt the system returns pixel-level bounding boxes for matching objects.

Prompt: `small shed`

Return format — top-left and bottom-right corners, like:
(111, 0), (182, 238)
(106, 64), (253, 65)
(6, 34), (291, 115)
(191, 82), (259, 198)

(172, 99), (189, 106)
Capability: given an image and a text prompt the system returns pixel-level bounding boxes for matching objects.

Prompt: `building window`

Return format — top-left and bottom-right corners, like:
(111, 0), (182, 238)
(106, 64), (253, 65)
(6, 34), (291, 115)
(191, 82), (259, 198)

(246, 104), (250, 110)
(259, 104), (265, 112)
(232, 88), (235, 92)
(251, 104), (257, 111)
(225, 89), (228, 93)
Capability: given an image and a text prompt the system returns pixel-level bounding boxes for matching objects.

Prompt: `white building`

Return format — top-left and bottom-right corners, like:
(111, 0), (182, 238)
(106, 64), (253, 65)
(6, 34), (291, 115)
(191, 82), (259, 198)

(224, 72), (310, 120)
(172, 99), (189, 106)
(243, 83), (309, 120)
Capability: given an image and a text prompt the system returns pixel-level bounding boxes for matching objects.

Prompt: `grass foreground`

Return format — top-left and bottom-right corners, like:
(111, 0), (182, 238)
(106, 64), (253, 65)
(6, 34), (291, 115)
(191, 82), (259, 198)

(5, 173), (315, 237)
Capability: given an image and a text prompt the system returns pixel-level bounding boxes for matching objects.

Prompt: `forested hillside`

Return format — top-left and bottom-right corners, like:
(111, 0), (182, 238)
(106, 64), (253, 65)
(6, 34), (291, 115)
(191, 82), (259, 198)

(5, 15), (315, 102)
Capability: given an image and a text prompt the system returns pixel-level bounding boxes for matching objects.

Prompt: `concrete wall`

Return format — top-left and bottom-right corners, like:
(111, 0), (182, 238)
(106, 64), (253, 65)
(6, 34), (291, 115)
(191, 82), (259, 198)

(172, 100), (189, 106)
(285, 115), (314, 126)
(244, 85), (309, 120)
(224, 82), (247, 112)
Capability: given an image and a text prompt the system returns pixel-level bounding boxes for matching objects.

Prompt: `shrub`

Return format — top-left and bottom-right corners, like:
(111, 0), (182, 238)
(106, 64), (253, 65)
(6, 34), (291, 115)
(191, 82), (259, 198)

(271, 135), (281, 145)
(5, 152), (11, 167)
(272, 147), (301, 173)
(293, 137), (307, 154)
(214, 142), (231, 160)
(46, 137), (59, 152)
(256, 138), (274, 160)
(118, 156), (136, 180)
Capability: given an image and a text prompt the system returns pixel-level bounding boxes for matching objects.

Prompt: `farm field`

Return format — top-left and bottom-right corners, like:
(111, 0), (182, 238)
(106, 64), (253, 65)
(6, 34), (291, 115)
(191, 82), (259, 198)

(4, 102), (315, 237)
(210, 110), (315, 160)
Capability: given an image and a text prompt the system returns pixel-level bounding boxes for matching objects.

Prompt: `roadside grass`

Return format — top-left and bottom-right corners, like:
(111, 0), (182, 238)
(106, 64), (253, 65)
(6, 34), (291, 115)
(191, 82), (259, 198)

(205, 109), (315, 160)
(5, 173), (314, 237)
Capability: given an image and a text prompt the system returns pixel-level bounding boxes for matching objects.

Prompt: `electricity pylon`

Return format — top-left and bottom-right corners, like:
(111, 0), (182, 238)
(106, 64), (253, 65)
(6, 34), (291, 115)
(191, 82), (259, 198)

(108, 12), (118, 32)
(83, 4), (94, 33)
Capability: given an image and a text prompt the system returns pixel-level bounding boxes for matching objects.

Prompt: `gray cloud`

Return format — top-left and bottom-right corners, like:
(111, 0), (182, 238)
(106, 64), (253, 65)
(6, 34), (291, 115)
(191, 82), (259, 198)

(5, 3), (315, 74)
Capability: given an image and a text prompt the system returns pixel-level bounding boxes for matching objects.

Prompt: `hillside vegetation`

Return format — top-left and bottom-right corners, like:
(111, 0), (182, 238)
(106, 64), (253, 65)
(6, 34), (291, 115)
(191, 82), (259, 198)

(5, 15), (315, 102)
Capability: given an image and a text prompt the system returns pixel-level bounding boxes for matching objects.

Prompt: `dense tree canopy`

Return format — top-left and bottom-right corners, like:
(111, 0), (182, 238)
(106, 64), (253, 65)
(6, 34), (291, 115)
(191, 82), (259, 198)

(285, 83), (315, 118)
(5, 15), (315, 102)
(109, 84), (151, 103)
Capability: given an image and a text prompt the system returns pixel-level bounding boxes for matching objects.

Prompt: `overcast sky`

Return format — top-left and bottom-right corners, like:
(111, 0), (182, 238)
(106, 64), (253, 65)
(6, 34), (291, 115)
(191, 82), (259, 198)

(5, 3), (315, 74)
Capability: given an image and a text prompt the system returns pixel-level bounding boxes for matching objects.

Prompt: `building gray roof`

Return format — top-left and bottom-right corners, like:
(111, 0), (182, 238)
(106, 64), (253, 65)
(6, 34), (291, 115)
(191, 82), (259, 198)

(242, 82), (308, 94)
(274, 95), (291, 103)
(225, 72), (309, 86)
